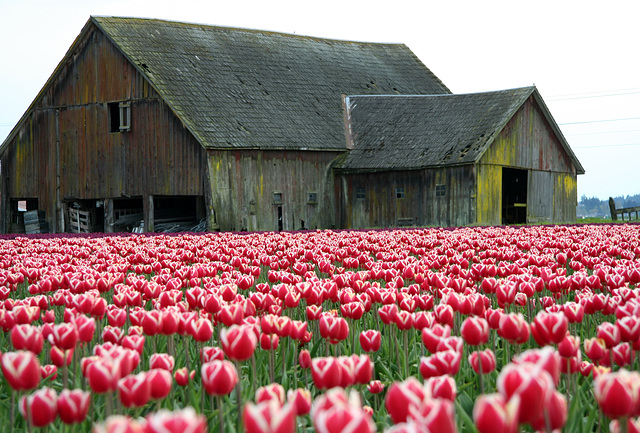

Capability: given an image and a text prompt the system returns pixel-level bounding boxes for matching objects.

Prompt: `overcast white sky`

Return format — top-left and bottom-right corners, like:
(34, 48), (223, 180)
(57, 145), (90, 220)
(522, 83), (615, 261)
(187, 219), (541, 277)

(1, 0), (638, 200)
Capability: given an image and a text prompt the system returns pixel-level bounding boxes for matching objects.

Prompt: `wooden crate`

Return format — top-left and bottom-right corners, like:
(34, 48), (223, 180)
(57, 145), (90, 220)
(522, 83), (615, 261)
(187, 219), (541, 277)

(68, 208), (91, 233)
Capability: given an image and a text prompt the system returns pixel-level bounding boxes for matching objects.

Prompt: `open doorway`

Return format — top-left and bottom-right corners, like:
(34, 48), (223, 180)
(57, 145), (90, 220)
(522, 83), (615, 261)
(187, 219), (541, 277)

(502, 168), (527, 224)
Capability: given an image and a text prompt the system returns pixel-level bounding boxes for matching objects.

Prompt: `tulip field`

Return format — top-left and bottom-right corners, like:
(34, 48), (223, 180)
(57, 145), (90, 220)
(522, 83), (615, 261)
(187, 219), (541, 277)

(2, 224), (640, 433)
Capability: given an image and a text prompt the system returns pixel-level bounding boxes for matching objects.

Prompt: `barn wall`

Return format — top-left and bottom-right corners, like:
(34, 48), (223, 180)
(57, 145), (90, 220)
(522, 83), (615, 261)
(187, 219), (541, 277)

(477, 96), (578, 225)
(1, 23), (204, 233)
(207, 149), (339, 232)
(337, 165), (476, 228)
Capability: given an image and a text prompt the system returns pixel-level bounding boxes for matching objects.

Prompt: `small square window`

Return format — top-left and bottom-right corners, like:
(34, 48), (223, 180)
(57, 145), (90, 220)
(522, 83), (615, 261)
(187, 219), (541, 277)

(307, 192), (317, 204)
(396, 187), (405, 199)
(436, 184), (446, 197)
(273, 192), (283, 204)
(356, 187), (366, 200)
(109, 101), (131, 132)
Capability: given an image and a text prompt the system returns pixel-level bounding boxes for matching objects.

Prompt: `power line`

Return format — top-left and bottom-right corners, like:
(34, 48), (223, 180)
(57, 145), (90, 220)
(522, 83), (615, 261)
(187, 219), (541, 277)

(573, 142), (640, 150)
(548, 91), (640, 101)
(548, 87), (640, 99)
(566, 129), (640, 137)
(559, 117), (640, 126)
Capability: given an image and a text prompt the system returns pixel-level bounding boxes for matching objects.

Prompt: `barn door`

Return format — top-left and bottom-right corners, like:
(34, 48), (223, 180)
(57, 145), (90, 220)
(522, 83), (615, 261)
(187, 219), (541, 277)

(502, 168), (527, 224)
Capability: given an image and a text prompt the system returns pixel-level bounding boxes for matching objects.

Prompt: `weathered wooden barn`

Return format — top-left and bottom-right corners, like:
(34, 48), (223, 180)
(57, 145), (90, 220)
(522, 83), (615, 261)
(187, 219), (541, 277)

(0, 16), (583, 233)
(335, 87), (585, 227)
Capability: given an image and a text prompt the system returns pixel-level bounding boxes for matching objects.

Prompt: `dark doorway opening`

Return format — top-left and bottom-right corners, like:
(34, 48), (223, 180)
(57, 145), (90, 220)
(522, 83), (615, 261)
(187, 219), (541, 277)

(153, 196), (206, 232)
(9, 198), (38, 233)
(502, 168), (528, 224)
(277, 206), (283, 231)
(66, 199), (105, 233)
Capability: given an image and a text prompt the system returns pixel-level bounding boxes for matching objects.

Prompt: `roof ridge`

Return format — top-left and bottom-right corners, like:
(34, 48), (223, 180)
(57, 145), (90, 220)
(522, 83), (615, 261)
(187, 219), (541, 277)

(91, 15), (407, 47)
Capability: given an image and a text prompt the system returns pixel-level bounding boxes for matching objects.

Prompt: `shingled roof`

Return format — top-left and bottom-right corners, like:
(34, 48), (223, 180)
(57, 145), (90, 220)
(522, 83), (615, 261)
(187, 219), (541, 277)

(337, 87), (585, 173)
(91, 16), (449, 151)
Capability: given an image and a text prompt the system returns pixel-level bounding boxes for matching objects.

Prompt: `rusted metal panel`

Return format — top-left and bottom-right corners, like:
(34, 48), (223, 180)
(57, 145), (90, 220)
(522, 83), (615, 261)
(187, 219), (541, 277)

(207, 149), (339, 231)
(1, 22), (204, 233)
(338, 165), (476, 229)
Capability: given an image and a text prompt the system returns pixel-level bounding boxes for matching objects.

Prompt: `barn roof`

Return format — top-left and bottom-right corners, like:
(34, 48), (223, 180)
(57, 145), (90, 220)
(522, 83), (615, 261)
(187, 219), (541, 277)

(337, 87), (585, 173)
(90, 16), (450, 151)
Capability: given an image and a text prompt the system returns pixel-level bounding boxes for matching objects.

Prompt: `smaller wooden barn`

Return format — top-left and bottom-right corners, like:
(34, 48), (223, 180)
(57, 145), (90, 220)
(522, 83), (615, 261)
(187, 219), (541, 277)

(335, 87), (585, 228)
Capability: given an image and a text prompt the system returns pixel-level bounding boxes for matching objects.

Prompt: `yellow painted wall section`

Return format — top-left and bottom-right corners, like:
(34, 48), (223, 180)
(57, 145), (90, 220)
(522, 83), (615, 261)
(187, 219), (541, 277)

(476, 164), (501, 225)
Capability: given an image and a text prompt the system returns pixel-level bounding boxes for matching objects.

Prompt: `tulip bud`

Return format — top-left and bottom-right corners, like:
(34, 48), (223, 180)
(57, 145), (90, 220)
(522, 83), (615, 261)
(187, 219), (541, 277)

(19, 387), (58, 427)
(220, 324), (257, 361)
(473, 393), (518, 433)
(469, 349), (497, 374)
(118, 372), (151, 408)
(461, 316), (490, 346)
(145, 408), (206, 433)
(1, 350), (41, 391)
(594, 370), (640, 420)
(57, 388), (90, 424)
(201, 360), (238, 396)
(244, 400), (295, 433)
(359, 329), (381, 353)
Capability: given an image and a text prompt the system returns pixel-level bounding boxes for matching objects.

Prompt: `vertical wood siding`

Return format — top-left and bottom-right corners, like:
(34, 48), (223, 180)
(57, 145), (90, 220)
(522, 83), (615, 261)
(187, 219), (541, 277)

(477, 96), (578, 225)
(337, 165), (476, 228)
(1, 23), (204, 232)
(207, 149), (339, 231)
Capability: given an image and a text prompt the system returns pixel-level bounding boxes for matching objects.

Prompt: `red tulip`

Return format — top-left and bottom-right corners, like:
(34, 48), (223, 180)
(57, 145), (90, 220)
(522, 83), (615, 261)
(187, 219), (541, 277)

(201, 360), (238, 396)
(513, 347), (561, 386)
(121, 334), (145, 355)
(419, 349), (461, 379)
(174, 367), (195, 386)
(74, 315), (96, 343)
(244, 400), (295, 433)
(188, 316), (214, 343)
(218, 303), (245, 327)
(497, 313), (530, 344)
(86, 357), (121, 393)
(598, 322), (621, 349)
(617, 316), (640, 342)
(421, 324), (451, 354)
(107, 307), (127, 327)
(385, 377), (428, 424)
(558, 334), (580, 358)
(563, 302), (584, 323)
(1, 350), (41, 391)
(118, 372), (151, 408)
(496, 282), (517, 308)
(531, 311), (568, 346)
(10, 324), (43, 354)
(311, 357), (343, 390)
(19, 387), (58, 427)
(367, 380), (384, 394)
(220, 324), (257, 361)
(41, 363), (58, 380)
(93, 414), (145, 433)
(312, 404), (375, 433)
(469, 349), (497, 374)
(610, 418), (640, 433)
(594, 370), (640, 419)
(299, 349), (312, 369)
(141, 310), (163, 336)
(57, 388), (90, 424)
(50, 345), (74, 367)
(461, 316), (490, 346)
(318, 314), (349, 344)
(424, 375), (456, 401)
(584, 337), (607, 362)
(49, 322), (79, 350)
(351, 354), (373, 385)
(530, 389), (567, 431)
(102, 326), (124, 344)
(149, 353), (175, 372)
(473, 393), (518, 433)
(406, 398), (456, 433)
(287, 388), (312, 416)
(359, 329), (381, 353)
(147, 368), (173, 400)
(145, 407), (206, 433)
(496, 362), (554, 424)
(260, 333), (280, 350)
(201, 346), (225, 363)
(256, 383), (286, 405)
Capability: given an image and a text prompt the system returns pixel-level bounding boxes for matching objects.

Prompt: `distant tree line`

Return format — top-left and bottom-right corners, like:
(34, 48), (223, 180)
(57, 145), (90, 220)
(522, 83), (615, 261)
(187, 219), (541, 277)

(577, 194), (640, 218)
